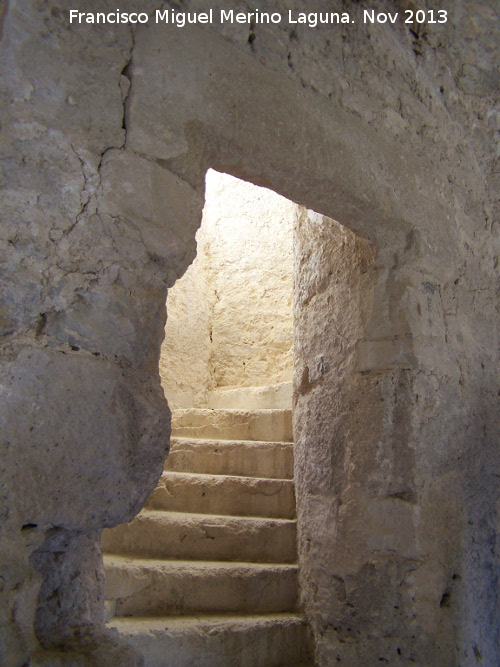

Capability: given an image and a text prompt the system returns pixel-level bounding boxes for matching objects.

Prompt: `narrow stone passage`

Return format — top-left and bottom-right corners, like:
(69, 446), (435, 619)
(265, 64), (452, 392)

(102, 407), (313, 666)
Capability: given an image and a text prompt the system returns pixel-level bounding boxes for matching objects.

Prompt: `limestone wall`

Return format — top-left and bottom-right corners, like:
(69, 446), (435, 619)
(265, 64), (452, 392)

(159, 216), (212, 409)
(161, 170), (295, 408)
(0, 0), (498, 664)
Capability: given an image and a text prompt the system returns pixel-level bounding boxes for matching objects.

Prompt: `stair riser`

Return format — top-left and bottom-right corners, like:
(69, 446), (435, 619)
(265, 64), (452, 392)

(172, 409), (293, 442)
(102, 515), (297, 563)
(167, 439), (294, 479)
(110, 616), (312, 667)
(105, 563), (298, 616)
(146, 474), (296, 519)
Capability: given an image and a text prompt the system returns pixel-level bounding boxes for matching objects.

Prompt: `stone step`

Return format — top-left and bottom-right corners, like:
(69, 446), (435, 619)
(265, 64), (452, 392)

(171, 408), (293, 442)
(145, 471), (295, 519)
(108, 614), (313, 667)
(166, 437), (294, 479)
(102, 510), (297, 563)
(104, 556), (298, 617)
(206, 381), (293, 410)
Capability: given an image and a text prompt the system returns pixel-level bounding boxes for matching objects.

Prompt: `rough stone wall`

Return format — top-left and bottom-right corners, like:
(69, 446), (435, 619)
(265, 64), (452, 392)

(160, 214), (211, 409)
(0, 1), (200, 662)
(0, 0), (498, 664)
(285, 3), (500, 663)
(161, 169), (295, 408)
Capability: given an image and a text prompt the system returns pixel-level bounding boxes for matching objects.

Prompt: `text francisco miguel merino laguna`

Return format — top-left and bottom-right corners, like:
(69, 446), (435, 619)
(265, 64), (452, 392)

(69, 7), (449, 27)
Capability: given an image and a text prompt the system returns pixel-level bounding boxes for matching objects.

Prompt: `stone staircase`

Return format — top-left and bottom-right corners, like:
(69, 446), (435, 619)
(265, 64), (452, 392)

(102, 408), (313, 666)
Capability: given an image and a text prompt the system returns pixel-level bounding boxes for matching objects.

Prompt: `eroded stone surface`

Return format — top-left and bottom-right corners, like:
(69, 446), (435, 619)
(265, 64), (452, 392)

(1, 0), (499, 663)
(105, 556), (298, 616)
(108, 614), (312, 667)
(171, 408), (293, 442)
(294, 209), (499, 664)
(102, 509), (297, 563)
(206, 381), (293, 410)
(147, 471), (296, 519)
(166, 437), (294, 479)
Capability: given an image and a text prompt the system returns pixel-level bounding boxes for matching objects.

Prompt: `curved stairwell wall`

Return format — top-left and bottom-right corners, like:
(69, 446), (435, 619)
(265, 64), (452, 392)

(160, 169), (296, 411)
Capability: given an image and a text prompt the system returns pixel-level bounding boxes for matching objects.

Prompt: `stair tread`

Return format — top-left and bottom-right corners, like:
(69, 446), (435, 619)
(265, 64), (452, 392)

(170, 437), (294, 445)
(127, 508), (296, 525)
(160, 470), (293, 483)
(105, 556), (299, 617)
(104, 554), (297, 571)
(105, 404), (305, 658)
(102, 509), (297, 563)
(109, 611), (307, 628)
(171, 409), (293, 443)
(108, 614), (313, 667)
(173, 408), (292, 414)
(148, 469), (296, 519)
(165, 439), (295, 479)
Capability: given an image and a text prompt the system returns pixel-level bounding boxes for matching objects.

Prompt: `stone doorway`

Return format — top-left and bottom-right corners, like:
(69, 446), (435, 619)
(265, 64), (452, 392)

(101, 167), (376, 665)
(101, 170), (316, 663)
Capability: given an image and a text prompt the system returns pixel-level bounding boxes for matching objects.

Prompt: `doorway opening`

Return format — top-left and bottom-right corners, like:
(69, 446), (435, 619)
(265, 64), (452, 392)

(160, 168), (297, 412)
(102, 172), (314, 663)
(101, 168), (373, 666)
